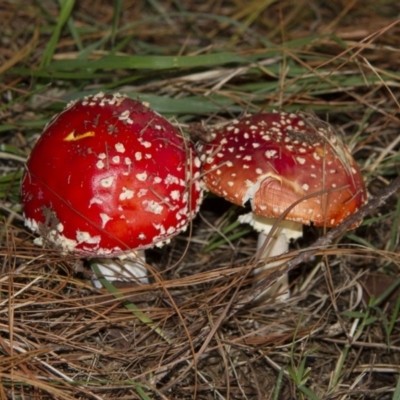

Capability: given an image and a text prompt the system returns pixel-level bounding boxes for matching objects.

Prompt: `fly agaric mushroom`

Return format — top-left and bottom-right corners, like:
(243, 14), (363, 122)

(197, 111), (367, 300)
(21, 92), (203, 286)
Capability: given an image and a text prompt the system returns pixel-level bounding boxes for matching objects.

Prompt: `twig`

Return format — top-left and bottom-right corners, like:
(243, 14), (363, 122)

(230, 175), (400, 315)
(160, 176), (400, 373)
(156, 176), (400, 377)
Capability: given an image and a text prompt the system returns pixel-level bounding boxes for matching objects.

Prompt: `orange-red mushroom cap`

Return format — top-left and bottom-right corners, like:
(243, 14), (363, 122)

(198, 112), (367, 228)
(21, 93), (203, 256)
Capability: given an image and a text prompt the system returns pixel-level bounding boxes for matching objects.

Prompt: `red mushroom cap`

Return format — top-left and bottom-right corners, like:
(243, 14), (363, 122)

(197, 111), (367, 228)
(21, 92), (203, 256)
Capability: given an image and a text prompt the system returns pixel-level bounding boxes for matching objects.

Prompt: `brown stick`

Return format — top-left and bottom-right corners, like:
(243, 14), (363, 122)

(159, 176), (400, 378)
(231, 175), (400, 313)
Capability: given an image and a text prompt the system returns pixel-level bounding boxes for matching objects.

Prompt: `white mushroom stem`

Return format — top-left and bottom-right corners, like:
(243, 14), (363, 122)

(239, 213), (303, 300)
(91, 250), (148, 288)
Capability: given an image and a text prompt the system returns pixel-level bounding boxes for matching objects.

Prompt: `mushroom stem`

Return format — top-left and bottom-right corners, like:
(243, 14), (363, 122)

(91, 250), (148, 288)
(256, 231), (291, 300)
(239, 213), (303, 300)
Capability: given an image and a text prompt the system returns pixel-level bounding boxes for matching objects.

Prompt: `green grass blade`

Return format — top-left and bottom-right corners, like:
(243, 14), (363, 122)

(389, 194), (400, 252)
(388, 284), (400, 345)
(273, 367), (285, 400)
(47, 52), (248, 71)
(40, 0), (76, 68)
(65, 13), (83, 51)
(393, 373), (400, 400)
(298, 385), (319, 400)
(91, 263), (171, 343)
(110, 0), (123, 46)
(134, 385), (153, 400)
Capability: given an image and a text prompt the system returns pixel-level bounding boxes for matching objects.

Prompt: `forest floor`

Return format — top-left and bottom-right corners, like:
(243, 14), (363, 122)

(1, 1), (400, 399)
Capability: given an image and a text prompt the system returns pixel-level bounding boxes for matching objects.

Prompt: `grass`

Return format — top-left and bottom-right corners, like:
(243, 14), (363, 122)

(1, 0), (400, 398)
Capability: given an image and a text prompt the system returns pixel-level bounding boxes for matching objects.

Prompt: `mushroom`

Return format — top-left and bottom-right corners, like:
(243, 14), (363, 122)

(197, 111), (367, 300)
(21, 92), (203, 286)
